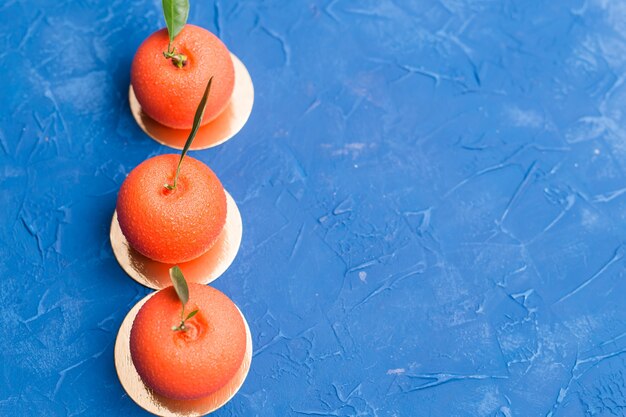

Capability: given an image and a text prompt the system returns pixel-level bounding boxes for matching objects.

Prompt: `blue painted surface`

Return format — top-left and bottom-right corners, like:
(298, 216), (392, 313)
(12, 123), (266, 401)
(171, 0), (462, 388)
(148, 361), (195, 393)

(2, 0), (626, 416)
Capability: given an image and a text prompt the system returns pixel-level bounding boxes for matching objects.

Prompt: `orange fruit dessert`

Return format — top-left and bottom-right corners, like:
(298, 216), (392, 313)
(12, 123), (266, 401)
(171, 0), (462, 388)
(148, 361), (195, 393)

(131, 24), (235, 129)
(116, 154), (227, 264)
(129, 283), (247, 400)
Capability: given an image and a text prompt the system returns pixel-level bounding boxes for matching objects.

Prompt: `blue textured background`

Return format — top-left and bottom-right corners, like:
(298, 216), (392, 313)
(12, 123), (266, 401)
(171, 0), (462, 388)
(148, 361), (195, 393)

(2, 0), (626, 416)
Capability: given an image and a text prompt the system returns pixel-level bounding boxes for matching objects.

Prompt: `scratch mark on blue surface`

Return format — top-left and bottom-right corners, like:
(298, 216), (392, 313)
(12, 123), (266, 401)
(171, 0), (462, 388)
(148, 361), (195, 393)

(53, 358), (90, 399)
(253, 331), (287, 358)
(322, 0), (340, 23)
(500, 161), (538, 224)
(20, 215), (45, 260)
(333, 196), (353, 215)
(291, 407), (341, 417)
(528, 194), (576, 243)
(555, 244), (625, 304)
(289, 223), (305, 262)
(592, 186), (626, 203)
(444, 161), (514, 198)
(346, 259), (378, 273)
(398, 63), (467, 88)
(261, 26), (290, 65)
(17, 11), (43, 49)
(42, 86), (71, 149)
(351, 264), (426, 311)
(252, 222), (291, 252)
(403, 372), (508, 393)
(509, 288), (537, 313)
(213, 0), (222, 38)
(0, 128), (9, 155)
(303, 98), (321, 115)
(598, 330), (626, 348)
(23, 288), (51, 323)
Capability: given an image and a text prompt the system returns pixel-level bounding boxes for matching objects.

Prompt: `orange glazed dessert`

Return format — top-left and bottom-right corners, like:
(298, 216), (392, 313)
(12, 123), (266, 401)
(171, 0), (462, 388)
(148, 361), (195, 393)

(131, 24), (235, 129)
(129, 281), (246, 399)
(116, 154), (227, 264)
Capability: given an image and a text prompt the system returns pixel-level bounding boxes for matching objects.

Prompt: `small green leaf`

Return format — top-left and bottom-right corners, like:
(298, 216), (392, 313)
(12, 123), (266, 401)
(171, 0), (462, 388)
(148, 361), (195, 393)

(168, 76), (213, 189)
(180, 76), (213, 161)
(162, 0), (189, 43)
(169, 266), (189, 306)
(186, 309), (199, 320)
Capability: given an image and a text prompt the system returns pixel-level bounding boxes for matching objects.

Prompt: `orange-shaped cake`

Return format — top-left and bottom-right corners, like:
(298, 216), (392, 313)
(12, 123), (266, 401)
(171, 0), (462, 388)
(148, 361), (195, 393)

(116, 154), (227, 264)
(129, 283), (247, 400)
(131, 24), (235, 129)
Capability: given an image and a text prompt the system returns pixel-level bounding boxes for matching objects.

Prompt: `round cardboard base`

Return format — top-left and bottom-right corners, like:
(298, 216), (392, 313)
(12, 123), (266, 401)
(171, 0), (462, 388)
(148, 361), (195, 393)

(129, 53), (254, 150)
(110, 191), (242, 289)
(114, 293), (252, 416)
